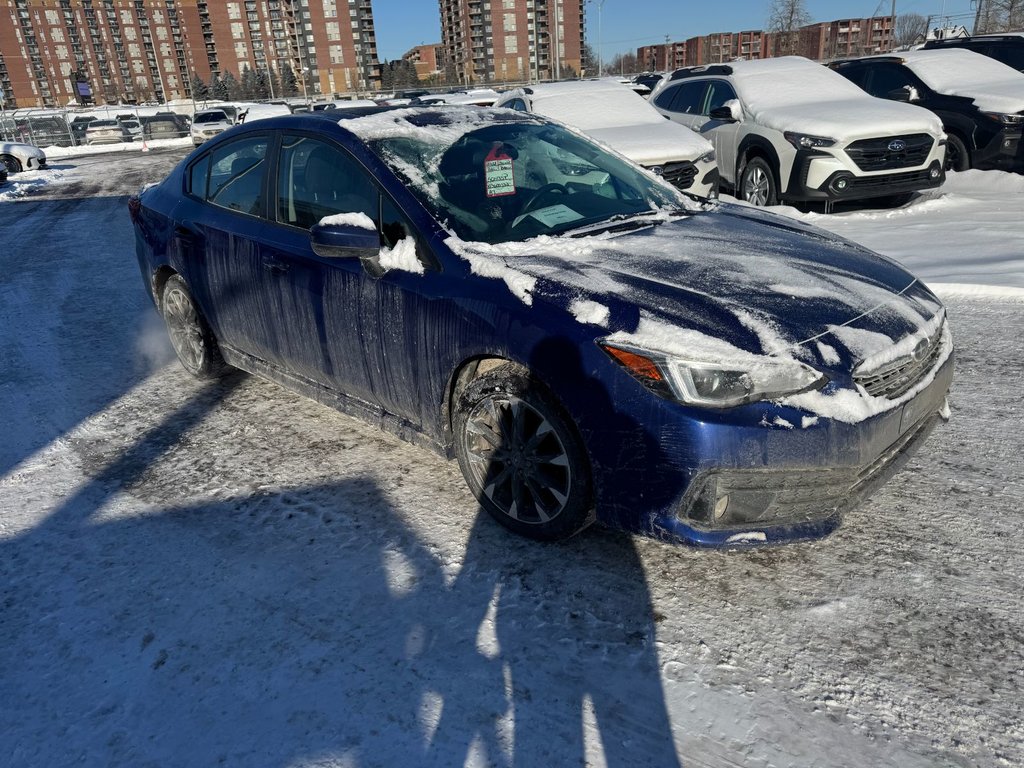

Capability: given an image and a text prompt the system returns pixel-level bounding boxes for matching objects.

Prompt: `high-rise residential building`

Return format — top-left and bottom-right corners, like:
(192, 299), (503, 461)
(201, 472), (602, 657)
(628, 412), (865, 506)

(439, 0), (584, 85)
(0, 0), (380, 109)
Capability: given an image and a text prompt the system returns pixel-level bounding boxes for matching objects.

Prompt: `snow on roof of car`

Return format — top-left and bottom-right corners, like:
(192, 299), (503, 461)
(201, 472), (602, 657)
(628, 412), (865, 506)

(502, 80), (713, 162)
(726, 56), (944, 141)
(892, 49), (1024, 113)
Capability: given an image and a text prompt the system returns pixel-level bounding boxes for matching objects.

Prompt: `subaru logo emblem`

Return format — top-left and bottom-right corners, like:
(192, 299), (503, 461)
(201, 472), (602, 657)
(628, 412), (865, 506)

(911, 337), (929, 363)
(888, 139), (907, 152)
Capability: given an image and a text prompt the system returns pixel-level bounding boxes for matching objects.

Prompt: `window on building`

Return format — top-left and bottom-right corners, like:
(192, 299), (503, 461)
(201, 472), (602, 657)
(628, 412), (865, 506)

(228, 4), (242, 20)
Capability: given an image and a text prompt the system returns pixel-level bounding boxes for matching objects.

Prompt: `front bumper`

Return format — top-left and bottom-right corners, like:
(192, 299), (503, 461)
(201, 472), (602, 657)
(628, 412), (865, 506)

(973, 127), (1024, 173)
(583, 340), (954, 547)
(785, 146), (946, 201)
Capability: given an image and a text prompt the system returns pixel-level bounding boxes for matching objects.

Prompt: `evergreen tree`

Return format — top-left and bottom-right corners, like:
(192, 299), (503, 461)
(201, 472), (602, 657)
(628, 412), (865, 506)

(190, 74), (209, 102)
(380, 59), (394, 92)
(240, 65), (257, 100)
(254, 68), (271, 100)
(279, 63), (298, 97)
(221, 71), (240, 100)
(211, 71), (229, 101)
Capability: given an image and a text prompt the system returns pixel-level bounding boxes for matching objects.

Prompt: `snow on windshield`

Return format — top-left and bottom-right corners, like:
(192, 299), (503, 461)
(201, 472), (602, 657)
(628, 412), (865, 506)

(730, 57), (944, 139)
(898, 49), (1024, 113)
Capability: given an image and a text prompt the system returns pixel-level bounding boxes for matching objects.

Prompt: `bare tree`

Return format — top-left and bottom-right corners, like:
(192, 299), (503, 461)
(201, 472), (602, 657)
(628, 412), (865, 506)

(975, 0), (1024, 32)
(894, 13), (929, 48)
(767, 0), (812, 57)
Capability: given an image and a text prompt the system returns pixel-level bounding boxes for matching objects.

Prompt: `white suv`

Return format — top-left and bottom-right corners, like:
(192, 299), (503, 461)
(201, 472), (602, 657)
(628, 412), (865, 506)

(190, 109), (233, 146)
(650, 57), (947, 206)
(494, 80), (719, 200)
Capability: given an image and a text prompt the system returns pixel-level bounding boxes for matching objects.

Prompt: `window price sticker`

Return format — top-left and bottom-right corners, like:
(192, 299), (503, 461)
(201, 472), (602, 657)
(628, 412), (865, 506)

(484, 143), (515, 197)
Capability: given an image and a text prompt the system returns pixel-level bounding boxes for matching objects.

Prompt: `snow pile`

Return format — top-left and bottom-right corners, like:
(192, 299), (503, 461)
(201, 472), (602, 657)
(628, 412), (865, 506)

(378, 237), (425, 275)
(569, 299), (611, 327)
(728, 57), (944, 140)
(761, 169), (1024, 294)
(896, 49), (1024, 114)
(41, 136), (193, 159)
(319, 212), (375, 230)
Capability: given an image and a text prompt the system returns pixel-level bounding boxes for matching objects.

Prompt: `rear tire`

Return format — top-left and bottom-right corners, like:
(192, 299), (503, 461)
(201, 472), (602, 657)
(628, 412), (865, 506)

(739, 157), (778, 207)
(160, 274), (228, 379)
(454, 364), (594, 541)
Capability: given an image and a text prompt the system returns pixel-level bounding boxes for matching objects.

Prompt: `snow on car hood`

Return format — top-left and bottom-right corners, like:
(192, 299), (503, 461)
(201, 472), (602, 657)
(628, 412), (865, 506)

(731, 56), (945, 140)
(446, 204), (941, 364)
(446, 204), (950, 422)
(582, 121), (712, 166)
(514, 83), (714, 163)
(898, 49), (1024, 114)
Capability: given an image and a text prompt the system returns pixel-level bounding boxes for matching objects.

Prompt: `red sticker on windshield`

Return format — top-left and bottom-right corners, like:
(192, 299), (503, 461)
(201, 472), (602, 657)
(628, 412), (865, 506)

(484, 143), (515, 198)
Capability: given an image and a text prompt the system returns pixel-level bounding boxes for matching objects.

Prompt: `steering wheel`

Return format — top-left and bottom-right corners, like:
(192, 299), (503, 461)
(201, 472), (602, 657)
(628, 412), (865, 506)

(521, 183), (568, 213)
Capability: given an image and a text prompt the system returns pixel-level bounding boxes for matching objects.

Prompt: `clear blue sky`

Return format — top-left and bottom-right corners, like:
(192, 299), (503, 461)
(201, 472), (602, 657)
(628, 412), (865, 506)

(372, 0), (979, 61)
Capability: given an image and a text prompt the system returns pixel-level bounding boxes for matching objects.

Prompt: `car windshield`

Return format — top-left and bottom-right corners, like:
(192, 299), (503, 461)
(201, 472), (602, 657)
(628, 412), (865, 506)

(195, 111), (228, 124)
(89, 120), (118, 128)
(363, 111), (689, 244)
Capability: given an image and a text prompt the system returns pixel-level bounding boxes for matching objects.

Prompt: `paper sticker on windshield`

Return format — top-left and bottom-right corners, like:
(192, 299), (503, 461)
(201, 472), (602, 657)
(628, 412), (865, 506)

(484, 144), (515, 198)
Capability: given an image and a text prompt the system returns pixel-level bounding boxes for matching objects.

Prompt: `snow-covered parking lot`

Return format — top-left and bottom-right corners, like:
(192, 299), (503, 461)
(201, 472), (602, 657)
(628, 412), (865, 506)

(1, 149), (1022, 767)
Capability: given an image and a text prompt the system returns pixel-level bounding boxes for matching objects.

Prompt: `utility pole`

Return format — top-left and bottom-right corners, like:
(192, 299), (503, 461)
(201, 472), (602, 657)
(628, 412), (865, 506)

(891, 0), (897, 51)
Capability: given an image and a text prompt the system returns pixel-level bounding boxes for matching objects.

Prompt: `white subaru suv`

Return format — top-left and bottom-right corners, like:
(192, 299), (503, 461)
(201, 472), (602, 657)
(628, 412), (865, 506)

(650, 56), (947, 206)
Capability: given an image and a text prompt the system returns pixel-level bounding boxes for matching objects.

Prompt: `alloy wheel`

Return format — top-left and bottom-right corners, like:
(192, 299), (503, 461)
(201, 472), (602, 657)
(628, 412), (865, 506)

(163, 286), (207, 374)
(461, 395), (572, 525)
(743, 166), (770, 206)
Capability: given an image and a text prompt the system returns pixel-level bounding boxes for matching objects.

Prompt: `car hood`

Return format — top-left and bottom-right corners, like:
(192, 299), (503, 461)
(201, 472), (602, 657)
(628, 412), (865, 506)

(752, 98), (945, 143)
(583, 121), (714, 166)
(446, 204), (943, 370)
(0, 142), (44, 159)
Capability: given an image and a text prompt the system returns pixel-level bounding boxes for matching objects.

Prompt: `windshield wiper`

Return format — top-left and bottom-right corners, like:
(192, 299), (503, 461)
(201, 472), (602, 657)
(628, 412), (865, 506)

(559, 212), (666, 239)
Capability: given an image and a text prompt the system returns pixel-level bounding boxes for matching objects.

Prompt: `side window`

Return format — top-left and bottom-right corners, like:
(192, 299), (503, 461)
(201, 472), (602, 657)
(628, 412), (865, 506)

(837, 66), (868, 89)
(864, 64), (921, 99)
(656, 81), (708, 114)
(277, 134), (380, 230)
(705, 80), (738, 115)
(206, 135), (269, 215)
(188, 153), (210, 199)
(507, 98), (528, 111)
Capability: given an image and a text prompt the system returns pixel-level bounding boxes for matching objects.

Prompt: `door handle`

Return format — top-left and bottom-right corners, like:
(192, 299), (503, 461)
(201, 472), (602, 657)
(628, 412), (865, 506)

(264, 259), (290, 275)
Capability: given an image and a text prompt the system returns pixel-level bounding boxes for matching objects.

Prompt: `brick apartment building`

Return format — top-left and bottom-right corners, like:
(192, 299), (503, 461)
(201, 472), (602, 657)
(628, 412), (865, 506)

(402, 42), (444, 80)
(439, 0), (584, 85)
(0, 0), (380, 109)
(636, 15), (894, 72)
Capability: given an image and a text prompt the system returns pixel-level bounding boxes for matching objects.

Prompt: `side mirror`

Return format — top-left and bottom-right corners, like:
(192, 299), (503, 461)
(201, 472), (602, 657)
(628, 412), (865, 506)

(709, 100), (741, 122)
(310, 221), (380, 260)
(887, 86), (912, 102)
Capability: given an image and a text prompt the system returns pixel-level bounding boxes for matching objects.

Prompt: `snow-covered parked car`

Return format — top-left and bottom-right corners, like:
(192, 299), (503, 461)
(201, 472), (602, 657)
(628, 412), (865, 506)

(129, 107), (953, 547)
(493, 80), (719, 199)
(829, 49), (1024, 173)
(0, 140), (46, 173)
(191, 109), (234, 146)
(651, 57), (948, 206)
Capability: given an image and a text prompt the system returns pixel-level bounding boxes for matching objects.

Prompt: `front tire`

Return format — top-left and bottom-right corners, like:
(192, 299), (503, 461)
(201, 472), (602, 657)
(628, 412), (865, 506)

(0, 155), (21, 174)
(160, 274), (228, 379)
(944, 134), (970, 172)
(454, 364), (594, 541)
(739, 157), (778, 207)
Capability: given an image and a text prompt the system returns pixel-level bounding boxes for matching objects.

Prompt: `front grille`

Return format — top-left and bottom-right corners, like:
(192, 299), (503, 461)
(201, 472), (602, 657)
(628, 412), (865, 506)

(658, 160), (698, 190)
(845, 134), (934, 171)
(854, 324), (944, 399)
(843, 167), (937, 192)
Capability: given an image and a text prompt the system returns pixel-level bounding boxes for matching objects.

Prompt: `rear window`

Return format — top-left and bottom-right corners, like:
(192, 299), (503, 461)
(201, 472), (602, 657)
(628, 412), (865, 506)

(195, 111), (228, 124)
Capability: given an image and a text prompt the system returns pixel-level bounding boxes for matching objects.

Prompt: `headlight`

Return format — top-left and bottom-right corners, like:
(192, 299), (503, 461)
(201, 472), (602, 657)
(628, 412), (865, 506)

(783, 131), (837, 149)
(600, 342), (827, 408)
(981, 111), (1024, 126)
(697, 149), (716, 164)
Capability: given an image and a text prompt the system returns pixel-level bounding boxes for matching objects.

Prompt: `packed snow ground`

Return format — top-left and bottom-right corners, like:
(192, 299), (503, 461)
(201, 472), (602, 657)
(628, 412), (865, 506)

(1, 150), (1022, 767)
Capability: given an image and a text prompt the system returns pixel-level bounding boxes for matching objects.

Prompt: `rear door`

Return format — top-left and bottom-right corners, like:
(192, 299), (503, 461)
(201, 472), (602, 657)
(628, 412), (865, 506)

(176, 133), (281, 365)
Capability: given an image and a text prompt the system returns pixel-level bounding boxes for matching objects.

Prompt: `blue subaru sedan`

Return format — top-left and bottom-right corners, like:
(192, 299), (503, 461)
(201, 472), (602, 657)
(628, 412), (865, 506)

(129, 107), (953, 547)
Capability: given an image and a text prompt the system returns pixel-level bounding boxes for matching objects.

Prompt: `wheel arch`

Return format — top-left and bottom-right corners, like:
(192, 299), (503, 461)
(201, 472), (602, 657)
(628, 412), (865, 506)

(151, 264), (179, 310)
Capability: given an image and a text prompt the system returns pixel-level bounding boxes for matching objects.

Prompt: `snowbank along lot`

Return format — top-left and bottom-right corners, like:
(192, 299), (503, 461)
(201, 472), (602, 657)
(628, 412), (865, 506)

(1, 148), (1022, 768)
